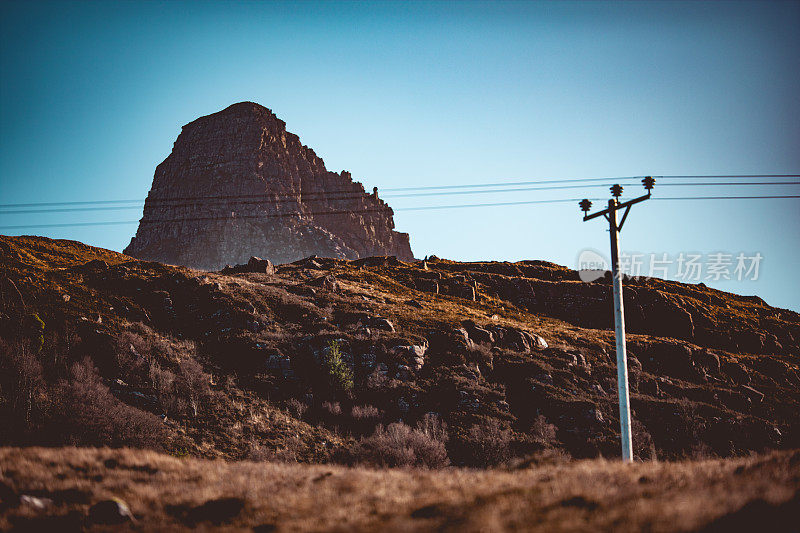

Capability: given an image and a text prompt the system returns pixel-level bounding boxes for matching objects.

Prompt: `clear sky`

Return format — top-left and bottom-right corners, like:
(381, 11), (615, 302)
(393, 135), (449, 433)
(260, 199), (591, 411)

(1, 1), (799, 310)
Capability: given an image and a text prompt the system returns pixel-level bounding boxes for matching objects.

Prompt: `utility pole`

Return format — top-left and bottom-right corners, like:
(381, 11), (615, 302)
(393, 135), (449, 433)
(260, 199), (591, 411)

(579, 177), (655, 462)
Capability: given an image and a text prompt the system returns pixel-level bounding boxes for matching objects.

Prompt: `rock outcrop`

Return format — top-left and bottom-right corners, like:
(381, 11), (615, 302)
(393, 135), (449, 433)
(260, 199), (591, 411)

(124, 102), (413, 270)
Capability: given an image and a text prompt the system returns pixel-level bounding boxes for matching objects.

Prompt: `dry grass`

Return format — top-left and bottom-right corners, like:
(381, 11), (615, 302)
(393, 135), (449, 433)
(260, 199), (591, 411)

(1, 447), (798, 531)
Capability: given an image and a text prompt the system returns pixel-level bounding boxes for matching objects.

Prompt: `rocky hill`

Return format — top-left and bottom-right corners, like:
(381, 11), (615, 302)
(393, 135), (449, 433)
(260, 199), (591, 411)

(1, 234), (799, 465)
(124, 102), (413, 270)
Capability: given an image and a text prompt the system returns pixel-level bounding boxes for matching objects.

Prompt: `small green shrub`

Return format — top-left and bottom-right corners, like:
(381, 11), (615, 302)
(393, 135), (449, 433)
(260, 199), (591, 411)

(322, 340), (353, 395)
(24, 313), (45, 353)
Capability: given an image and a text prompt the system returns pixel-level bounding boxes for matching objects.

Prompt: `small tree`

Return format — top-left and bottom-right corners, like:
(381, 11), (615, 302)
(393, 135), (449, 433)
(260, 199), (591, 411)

(176, 358), (211, 418)
(463, 419), (512, 467)
(355, 421), (450, 468)
(323, 340), (353, 395)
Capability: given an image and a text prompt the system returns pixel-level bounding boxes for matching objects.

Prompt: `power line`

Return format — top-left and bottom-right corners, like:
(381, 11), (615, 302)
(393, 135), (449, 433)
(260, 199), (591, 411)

(383, 176), (645, 192)
(2, 174), (798, 210)
(384, 181), (800, 199)
(656, 174), (800, 179)
(396, 198), (585, 211)
(382, 174), (800, 192)
(1, 194), (798, 231)
(0, 220), (140, 230)
(2, 180), (798, 215)
(0, 199), (589, 230)
(651, 195), (800, 201)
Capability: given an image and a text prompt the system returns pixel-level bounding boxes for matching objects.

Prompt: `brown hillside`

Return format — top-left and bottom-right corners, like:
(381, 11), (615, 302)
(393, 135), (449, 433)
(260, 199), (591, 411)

(0, 234), (799, 464)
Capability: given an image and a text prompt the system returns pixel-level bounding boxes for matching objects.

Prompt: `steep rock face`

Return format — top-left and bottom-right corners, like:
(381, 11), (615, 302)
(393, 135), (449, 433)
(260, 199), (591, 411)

(124, 102), (413, 270)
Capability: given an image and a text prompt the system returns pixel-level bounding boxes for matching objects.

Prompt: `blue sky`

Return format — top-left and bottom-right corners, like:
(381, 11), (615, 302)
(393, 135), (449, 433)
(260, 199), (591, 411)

(1, 1), (798, 310)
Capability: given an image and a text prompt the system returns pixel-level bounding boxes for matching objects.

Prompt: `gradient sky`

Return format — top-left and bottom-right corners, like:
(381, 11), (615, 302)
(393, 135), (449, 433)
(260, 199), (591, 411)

(1, 1), (799, 310)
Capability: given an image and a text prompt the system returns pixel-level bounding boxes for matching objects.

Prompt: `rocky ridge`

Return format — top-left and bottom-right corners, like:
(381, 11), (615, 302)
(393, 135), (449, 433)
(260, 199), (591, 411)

(2, 235), (799, 463)
(124, 102), (413, 269)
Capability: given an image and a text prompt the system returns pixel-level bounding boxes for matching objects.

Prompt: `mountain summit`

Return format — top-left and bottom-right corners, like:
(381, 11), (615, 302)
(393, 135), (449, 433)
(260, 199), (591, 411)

(124, 102), (414, 269)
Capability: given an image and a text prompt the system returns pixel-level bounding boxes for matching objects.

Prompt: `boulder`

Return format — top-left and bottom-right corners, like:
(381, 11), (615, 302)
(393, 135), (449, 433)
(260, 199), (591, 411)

(454, 327), (474, 349)
(88, 498), (135, 525)
(20, 495), (53, 510)
(638, 341), (698, 380)
(395, 365), (413, 381)
(247, 256), (275, 274)
(415, 278), (439, 294)
(369, 317), (395, 332)
(266, 354), (294, 379)
(740, 385), (765, 403)
(722, 361), (751, 385)
(500, 328), (530, 352)
(531, 334), (548, 350)
(754, 357), (791, 382)
(469, 326), (494, 345)
(309, 274), (339, 292)
(695, 349), (721, 374)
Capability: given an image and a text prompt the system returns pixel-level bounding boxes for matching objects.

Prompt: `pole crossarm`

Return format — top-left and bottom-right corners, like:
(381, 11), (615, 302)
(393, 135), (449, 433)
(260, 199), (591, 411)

(618, 205), (632, 231)
(582, 192), (651, 223)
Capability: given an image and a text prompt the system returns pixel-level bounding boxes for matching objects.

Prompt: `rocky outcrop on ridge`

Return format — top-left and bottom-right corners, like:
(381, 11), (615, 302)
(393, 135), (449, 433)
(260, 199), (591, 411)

(124, 102), (413, 269)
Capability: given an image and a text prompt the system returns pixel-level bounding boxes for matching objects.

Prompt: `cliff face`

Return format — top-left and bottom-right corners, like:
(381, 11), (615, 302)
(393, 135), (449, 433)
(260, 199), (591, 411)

(124, 102), (413, 270)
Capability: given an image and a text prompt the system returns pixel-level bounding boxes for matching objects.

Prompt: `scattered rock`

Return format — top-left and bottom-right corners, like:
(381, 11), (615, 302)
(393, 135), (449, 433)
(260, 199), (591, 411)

(469, 326), (494, 345)
(194, 497), (245, 525)
(248, 256), (275, 274)
(266, 354), (294, 379)
(415, 278), (439, 294)
(532, 334), (548, 350)
(309, 274), (339, 292)
(395, 365), (413, 381)
(454, 327), (474, 349)
(353, 256), (402, 267)
(411, 503), (445, 519)
(696, 349), (721, 374)
(754, 358), (791, 382)
(560, 495), (599, 510)
(406, 299), (424, 309)
(88, 498), (135, 525)
(397, 397), (410, 413)
(369, 317), (395, 332)
(722, 361), (751, 385)
(741, 385), (765, 403)
(221, 256), (276, 275)
(586, 407), (604, 425)
(20, 495), (53, 510)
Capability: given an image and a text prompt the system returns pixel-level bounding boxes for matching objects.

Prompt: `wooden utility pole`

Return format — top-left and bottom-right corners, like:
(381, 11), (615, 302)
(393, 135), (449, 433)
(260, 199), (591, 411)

(579, 177), (655, 462)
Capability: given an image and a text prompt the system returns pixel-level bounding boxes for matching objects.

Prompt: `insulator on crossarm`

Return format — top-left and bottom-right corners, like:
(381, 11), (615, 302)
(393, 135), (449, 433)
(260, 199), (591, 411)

(579, 199), (592, 214)
(642, 176), (655, 191)
(610, 184), (624, 198)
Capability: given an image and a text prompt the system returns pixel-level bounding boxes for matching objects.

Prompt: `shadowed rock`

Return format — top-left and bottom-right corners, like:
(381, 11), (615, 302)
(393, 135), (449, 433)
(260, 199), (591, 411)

(125, 102), (413, 269)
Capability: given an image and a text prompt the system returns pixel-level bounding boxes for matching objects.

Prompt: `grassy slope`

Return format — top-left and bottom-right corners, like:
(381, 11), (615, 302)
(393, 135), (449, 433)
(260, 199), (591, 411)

(1, 234), (799, 462)
(1, 446), (798, 531)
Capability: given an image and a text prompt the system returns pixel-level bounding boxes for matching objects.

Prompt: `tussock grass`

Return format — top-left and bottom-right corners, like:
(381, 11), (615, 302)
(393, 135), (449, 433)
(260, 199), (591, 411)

(1, 447), (798, 531)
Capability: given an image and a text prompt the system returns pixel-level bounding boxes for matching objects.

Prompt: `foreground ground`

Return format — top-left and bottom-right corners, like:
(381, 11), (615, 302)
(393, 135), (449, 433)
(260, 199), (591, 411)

(1, 447), (798, 532)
